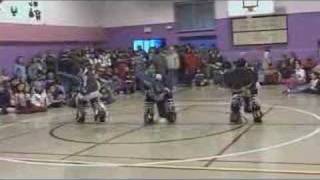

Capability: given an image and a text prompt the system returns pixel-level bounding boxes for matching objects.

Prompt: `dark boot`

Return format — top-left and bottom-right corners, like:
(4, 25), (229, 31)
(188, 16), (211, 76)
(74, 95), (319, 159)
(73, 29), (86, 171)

(243, 97), (252, 113)
(252, 101), (263, 123)
(76, 112), (86, 123)
(230, 112), (242, 124)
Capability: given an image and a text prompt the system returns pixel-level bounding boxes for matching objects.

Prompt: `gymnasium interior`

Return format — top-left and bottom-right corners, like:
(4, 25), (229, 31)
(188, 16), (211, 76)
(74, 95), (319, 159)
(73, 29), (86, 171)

(1, 0), (320, 179)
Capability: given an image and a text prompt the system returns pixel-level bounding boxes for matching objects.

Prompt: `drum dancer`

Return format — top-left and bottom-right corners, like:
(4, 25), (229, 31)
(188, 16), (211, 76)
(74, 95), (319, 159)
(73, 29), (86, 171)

(75, 65), (108, 123)
(144, 74), (177, 125)
(224, 59), (263, 124)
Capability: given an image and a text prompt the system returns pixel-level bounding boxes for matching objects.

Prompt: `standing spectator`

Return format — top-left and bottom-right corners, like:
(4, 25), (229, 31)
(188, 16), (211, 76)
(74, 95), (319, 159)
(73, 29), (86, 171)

(136, 46), (148, 60)
(150, 48), (167, 78)
(28, 58), (46, 81)
(45, 53), (58, 73)
(133, 53), (147, 92)
(165, 46), (180, 90)
(183, 47), (201, 86)
(13, 56), (27, 81)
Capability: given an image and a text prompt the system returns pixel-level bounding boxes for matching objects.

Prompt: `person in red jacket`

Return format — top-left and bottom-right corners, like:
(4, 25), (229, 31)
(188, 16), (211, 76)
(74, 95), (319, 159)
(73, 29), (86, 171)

(183, 47), (201, 86)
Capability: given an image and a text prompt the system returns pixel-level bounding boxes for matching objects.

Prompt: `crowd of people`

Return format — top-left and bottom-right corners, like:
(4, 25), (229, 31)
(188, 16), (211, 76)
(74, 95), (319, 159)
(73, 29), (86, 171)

(0, 44), (319, 116)
(257, 51), (320, 94)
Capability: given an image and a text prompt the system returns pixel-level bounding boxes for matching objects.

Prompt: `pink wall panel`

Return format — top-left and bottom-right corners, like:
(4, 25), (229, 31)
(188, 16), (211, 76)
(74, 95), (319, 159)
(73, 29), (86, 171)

(0, 23), (105, 42)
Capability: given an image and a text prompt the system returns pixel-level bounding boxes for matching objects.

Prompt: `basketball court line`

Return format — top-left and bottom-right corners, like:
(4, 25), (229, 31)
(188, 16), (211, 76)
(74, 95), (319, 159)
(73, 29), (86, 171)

(204, 123), (255, 167)
(48, 118), (248, 145)
(129, 104), (320, 166)
(0, 103), (318, 175)
(60, 125), (145, 160)
(50, 105), (214, 145)
(125, 164), (320, 175)
(1, 151), (320, 167)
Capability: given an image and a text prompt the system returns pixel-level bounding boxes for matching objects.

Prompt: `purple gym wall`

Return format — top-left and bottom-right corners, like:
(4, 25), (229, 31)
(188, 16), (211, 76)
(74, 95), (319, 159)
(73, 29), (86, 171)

(104, 12), (320, 62)
(0, 23), (106, 72)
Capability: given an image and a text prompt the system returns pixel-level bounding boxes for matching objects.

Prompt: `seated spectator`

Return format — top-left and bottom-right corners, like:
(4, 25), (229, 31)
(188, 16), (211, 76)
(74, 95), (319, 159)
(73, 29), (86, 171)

(279, 61), (294, 82)
(286, 72), (320, 94)
(288, 52), (299, 69)
(14, 82), (32, 114)
(30, 81), (47, 112)
(282, 61), (306, 92)
(47, 81), (66, 108)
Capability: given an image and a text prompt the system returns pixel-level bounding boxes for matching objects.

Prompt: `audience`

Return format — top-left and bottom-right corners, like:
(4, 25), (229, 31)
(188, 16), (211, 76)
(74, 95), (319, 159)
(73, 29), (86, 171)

(1, 45), (320, 116)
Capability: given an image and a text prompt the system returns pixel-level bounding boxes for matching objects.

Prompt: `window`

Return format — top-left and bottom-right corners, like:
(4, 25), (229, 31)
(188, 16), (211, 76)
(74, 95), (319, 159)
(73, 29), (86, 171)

(175, 1), (215, 31)
(133, 39), (166, 52)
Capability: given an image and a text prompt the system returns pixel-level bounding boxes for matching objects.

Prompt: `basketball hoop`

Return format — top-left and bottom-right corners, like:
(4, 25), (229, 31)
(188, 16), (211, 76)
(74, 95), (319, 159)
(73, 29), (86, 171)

(247, 6), (255, 12)
(243, 0), (258, 14)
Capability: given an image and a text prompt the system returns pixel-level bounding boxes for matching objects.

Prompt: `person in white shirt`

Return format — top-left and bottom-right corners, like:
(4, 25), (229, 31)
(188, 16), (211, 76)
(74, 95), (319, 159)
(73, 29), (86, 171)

(30, 81), (47, 112)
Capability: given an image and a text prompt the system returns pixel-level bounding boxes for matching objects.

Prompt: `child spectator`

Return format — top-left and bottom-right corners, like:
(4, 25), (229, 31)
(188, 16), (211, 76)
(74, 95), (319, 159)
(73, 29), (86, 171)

(30, 81), (47, 112)
(282, 61), (306, 92)
(14, 82), (32, 114)
(47, 81), (66, 108)
(279, 61), (294, 82)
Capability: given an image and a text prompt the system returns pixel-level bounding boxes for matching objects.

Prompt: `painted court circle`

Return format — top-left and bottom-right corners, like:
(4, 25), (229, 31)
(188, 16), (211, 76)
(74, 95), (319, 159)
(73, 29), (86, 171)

(0, 102), (318, 169)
